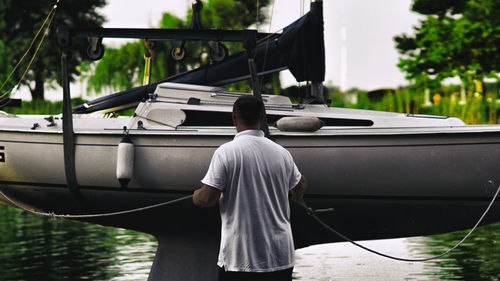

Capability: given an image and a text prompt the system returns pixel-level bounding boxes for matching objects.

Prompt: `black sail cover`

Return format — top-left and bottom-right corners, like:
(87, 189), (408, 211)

(73, 1), (324, 114)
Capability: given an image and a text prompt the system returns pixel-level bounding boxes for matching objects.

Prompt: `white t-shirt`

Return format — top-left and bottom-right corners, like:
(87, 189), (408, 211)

(202, 129), (302, 272)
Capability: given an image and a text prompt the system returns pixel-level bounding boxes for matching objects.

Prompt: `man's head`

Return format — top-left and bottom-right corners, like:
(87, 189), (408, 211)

(232, 95), (265, 131)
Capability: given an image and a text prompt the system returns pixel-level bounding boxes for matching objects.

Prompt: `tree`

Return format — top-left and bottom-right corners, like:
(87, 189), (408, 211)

(0, 3), (14, 96)
(0, 0), (106, 100)
(0, 41), (14, 95)
(411, 0), (468, 17)
(85, 0), (273, 95)
(84, 12), (187, 94)
(395, 0), (500, 94)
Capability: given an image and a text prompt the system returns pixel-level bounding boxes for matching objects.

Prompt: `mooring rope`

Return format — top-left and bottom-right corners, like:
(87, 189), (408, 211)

(2, 180), (498, 262)
(0, 189), (192, 218)
(298, 181), (500, 262)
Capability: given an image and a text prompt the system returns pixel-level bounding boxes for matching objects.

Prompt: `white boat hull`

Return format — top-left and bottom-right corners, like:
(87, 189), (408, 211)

(1, 127), (499, 244)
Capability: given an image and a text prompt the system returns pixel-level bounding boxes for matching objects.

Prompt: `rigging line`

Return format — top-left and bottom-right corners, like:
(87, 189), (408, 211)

(0, 0), (60, 98)
(0, 188), (193, 218)
(298, 181), (500, 262)
(0, 7), (55, 94)
(0, 91), (14, 109)
(255, 31), (281, 44)
(0, 97), (13, 109)
(10, 8), (58, 99)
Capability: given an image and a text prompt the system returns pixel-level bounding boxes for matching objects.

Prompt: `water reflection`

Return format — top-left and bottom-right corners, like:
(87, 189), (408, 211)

(295, 238), (431, 281)
(294, 222), (500, 281)
(1, 204), (499, 280)
(0, 205), (156, 281)
(415, 223), (500, 281)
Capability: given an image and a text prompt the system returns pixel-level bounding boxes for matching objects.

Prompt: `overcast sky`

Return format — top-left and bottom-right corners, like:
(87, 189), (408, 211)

(99, 0), (422, 91)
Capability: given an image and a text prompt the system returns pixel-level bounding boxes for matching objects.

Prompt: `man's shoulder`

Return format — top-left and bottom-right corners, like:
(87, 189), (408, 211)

(216, 139), (238, 153)
(262, 138), (288, 152)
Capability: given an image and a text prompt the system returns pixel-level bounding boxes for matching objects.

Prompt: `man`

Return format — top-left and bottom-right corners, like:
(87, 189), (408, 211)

(193, 95), (307, 281)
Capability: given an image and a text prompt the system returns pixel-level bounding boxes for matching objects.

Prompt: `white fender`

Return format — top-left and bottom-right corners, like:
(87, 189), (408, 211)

(276, 116), (325, 132)
(116, 134), (134, 188)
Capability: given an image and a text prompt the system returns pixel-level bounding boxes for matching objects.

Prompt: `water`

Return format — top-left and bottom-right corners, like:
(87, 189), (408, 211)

(1, 204), (499, 281)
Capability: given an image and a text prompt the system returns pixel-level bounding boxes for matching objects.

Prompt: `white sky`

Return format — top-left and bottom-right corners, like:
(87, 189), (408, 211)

(99, 0), (422, 91)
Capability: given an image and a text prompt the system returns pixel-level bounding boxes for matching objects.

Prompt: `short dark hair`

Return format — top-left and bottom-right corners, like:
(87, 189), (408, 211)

(233, 95), (265, 127)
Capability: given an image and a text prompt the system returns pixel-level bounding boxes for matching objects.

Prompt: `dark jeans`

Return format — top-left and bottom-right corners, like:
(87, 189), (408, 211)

(217, 266), (293, 281)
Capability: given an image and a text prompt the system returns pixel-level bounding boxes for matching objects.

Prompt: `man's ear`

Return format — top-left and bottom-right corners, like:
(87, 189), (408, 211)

(258, 115), (265, 126)
(232, 113), (238, 127)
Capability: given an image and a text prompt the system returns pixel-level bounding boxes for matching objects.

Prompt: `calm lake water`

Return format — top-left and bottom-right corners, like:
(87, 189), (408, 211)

(0, 204), (499, 281)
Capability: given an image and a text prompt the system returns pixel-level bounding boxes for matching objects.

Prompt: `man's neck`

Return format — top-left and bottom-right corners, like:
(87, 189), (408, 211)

(236, 125), (261, 133)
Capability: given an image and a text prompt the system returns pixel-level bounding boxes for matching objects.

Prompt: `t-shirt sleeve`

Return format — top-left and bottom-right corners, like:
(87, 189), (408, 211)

(287, 151), (302, 191)
(201, 147), (227, 191)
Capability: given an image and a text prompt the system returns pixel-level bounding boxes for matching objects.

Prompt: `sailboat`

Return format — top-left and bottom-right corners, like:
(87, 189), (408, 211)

(1, 1), (499, 280)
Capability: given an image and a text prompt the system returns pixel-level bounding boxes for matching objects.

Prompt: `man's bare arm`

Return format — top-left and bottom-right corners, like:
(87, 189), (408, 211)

(290, 175), (307, 202)
(193, 184), (222, 207)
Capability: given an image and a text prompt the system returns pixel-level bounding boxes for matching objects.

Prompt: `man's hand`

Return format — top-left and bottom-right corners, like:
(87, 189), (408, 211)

(193, 184), (222, 207)
(290, 175), (307, 202)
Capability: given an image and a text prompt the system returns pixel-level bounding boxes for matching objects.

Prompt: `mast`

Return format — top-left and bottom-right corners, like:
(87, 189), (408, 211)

(305, 0), (325, 104)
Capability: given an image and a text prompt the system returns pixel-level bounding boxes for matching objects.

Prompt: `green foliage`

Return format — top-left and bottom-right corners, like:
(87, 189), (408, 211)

(83, 42), (148, 94)
(328, 81), (500, 125)
(395, 0), (500, 94)
(0, 40), (15, 93)
(0, 205), (156, 280)
(423, 222), (500, 280)
(5, 98), (86, 115)
(160, 13), (185, 29)
(0, 0), (106, 100)
(83, 12), (191, 94)
(202, 0), (268, 29)
(85, 0), (274, 95)
(411, 0), (468, 17)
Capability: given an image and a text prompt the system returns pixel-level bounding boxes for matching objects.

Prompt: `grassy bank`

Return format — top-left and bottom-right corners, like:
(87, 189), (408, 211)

(326, 84), (500, 125)
(3, 98), (87, 115)
(3, 84), (500, 125)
